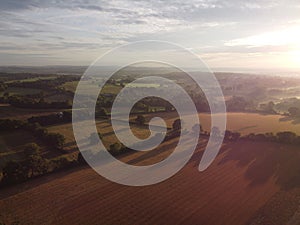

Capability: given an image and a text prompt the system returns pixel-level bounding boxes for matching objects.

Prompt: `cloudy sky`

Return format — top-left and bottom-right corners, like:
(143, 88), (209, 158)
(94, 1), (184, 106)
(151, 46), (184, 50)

(0, 0), (300, 70)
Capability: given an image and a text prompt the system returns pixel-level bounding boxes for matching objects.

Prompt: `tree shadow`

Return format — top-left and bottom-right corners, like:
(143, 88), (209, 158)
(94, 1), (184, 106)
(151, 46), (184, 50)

(218, 140), (300, 190)
(0, 165), (91, 201)
(279, 115), (300, 125)
(125, 139), (178, 165)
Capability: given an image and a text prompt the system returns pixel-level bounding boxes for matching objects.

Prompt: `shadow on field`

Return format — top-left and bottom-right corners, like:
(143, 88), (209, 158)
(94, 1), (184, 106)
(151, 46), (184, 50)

(0, 165), (92, 201)
(218, 141), (300, 190)
(279, 115), (300, 125)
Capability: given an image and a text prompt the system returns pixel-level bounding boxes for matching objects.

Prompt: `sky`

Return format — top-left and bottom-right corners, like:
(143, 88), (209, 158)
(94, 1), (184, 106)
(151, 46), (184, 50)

(0, 0), (300, 71)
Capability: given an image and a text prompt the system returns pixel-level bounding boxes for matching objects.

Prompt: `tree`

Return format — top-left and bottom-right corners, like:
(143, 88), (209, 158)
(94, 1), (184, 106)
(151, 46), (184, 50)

(254, 133), (267, 142)
(231, 132), (241, 141)
(172, 119), (181, 130)
(46, 133), (65, 149)
(35, 127), (48, 138)
(192, 123), (203, 134)
(2, 161), (28, 184)
(51, 157), (70, 170)
(24, 143), (40, 157)
(89, 132), (102, 145)
(211, 126), (221, 138)
(277, 131), (297, 144)
(3, 92), (9, 98)
(77, 152), (86, 164)
(98, 107), (108, 116)
(0, 82), (7, 92)
(226, 96), (249, 111)
(109, 142), (123, 154)
(165, 103), (174, 112)
(267, 101), (275, 112)
(27, 155), (49, 177)
(288, 107), (300, 117)
(224, 130), (240, 141)
(135, 115), (146, 125)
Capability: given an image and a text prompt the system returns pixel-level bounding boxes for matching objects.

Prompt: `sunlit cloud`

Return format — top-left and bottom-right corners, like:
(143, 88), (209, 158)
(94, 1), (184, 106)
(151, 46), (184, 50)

(225, 26), (300, 47)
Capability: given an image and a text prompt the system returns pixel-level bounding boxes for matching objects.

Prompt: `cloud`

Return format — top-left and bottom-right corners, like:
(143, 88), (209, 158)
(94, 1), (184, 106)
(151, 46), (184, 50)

(0, 0), (300, 67)
(225, 26), (300, 48)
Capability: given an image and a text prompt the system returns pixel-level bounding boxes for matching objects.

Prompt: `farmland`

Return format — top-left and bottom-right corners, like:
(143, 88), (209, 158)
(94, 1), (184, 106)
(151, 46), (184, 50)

(44, 111), (300, 159)
(3, 0), (300, 223)
(2, 70), (300, 224)
(3, 139), (300, 224)
(5, 76), (58, 84)
(47, 119), (151, 151)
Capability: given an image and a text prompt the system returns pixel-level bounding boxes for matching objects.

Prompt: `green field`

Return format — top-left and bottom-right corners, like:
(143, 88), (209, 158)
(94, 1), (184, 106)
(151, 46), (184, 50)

(0, 87), (43, 96)
(62, 80), (158, 95)
(61, 81), (79, 92)
(5, 76), (57, 84)
(45, 94), (73, 102)
(126, 83), (160, 88)
(62, 80), (121, 94)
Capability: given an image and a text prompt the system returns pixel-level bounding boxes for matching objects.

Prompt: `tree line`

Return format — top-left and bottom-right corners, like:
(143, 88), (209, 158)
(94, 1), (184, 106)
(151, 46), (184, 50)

(28, 111), (72, 126)
(1, 143), (77, 186)
(2, 116), (300, 187)
(7, 75), (79, 90)
(6, 95), (71, 109)
(0, 119), (70, 187)
(0, 119), (65, 149)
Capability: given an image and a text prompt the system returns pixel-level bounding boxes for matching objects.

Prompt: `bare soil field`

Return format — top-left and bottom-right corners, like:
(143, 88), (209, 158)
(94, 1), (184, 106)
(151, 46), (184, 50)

(3, 139), (300, 225)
